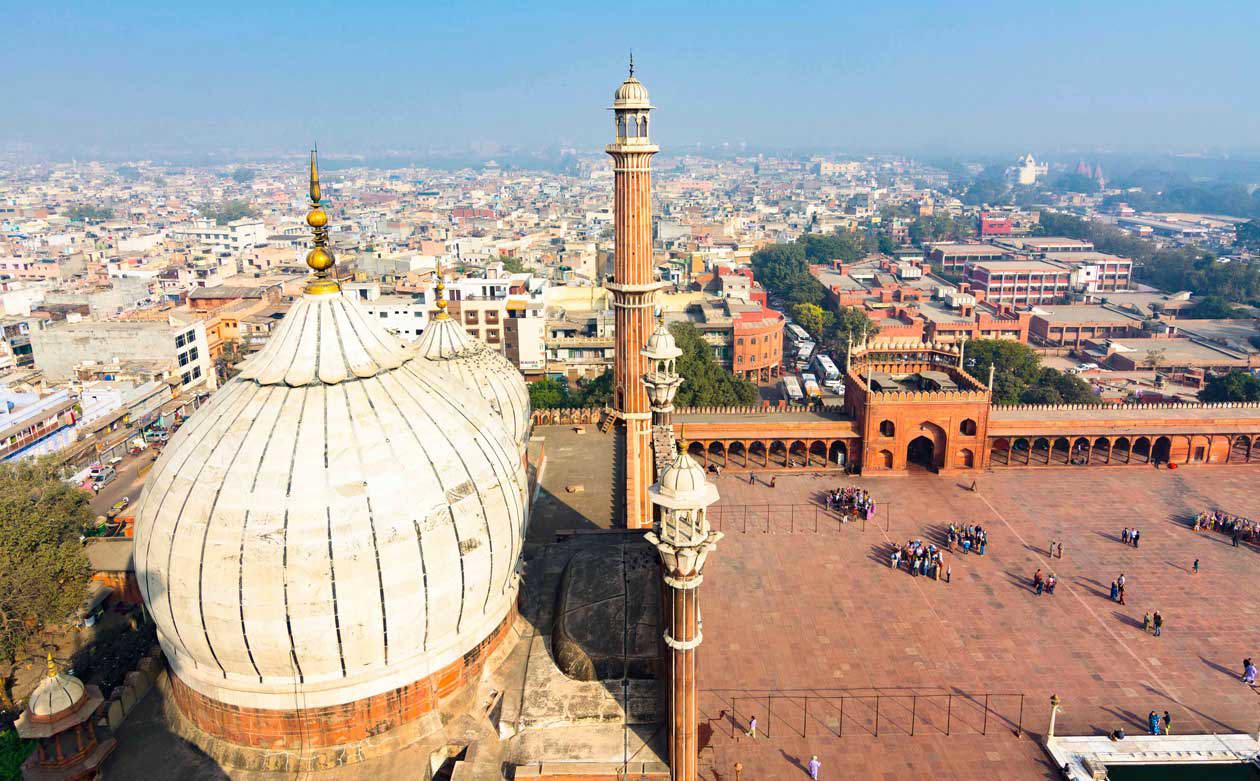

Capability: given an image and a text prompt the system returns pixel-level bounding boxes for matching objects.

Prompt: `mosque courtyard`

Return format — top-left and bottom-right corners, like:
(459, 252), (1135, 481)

(693, 466), (1260, 780)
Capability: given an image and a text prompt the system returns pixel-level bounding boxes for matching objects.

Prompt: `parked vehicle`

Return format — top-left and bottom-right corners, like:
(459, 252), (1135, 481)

(91, 467), (117, 490)
(779, 375), (804, 404)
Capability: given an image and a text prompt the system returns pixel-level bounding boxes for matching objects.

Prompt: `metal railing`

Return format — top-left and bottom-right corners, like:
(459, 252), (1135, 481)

(704, 689), (1024, 740)
(708, 501), (891, 534)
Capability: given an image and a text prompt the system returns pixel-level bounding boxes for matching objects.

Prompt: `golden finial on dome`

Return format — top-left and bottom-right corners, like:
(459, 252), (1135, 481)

(46, 652), (57, 679)
(304, 146), (340, 296)
(433, 262), (450, 321)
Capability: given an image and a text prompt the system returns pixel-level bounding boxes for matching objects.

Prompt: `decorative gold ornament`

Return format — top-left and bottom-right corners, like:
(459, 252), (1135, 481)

(303, 147), (339, 295)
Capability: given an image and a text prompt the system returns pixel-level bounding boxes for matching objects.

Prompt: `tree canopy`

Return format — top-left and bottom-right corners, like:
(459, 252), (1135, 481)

(0, 459), (92, 697)
(965, 339), (1096, 405)
(1191, 295), (1244, 319)
(1199, 370), (1260, 403)
(230, 167), (257, 183)
(65, 205), (114, 223)
(528, 371), (612, 409)
(200, 199), (258, 225)
(790, 303), (833, 342)
(670, 323), (759, 407)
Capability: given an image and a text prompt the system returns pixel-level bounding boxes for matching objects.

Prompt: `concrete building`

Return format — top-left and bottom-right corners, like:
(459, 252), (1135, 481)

(0, 386), (78, 461)
(170, 217), (267, 253)
(924, 242), (1009, 273)
(31, 318), (213, 392)
(965, 260), (1073, 305)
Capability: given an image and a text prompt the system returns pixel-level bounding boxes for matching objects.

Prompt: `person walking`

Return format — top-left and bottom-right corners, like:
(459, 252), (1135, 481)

(1232, 530), (1240, 547)
(1133, 529), (1140, 548)
(1118, 584), (1126, 605)
(1057, 541), (1064, 559)
(746, 715), (758, 738)
(1193, 558), (1200, 574)
(1110, 580), (1120, 602)
(770, 476), (777, 489)
(1142, 611), (1152, 633)
(749, 472), (756, 485)
(1242, 658), (1256, 685)
(1148, 710), (1161, 735)
(1117, 573), (1126, 590)
(1122, 527), (1130, 544)
(1049, 538), (1057, 557)
(807, 755), (822, 780)
(1162, 711), (1172, 735)
(1152, 610), (1163, 637)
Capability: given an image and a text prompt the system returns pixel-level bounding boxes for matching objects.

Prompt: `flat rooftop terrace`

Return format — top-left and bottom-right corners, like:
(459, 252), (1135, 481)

(696, 467), (1260, 781)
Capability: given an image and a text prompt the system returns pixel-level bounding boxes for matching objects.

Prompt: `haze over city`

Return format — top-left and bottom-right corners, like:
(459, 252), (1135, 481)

(5, 0), (1260, 159)
(4, 4), (1260, 781)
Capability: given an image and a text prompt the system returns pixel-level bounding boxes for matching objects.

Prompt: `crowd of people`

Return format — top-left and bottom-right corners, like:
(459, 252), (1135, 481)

(825, 486), (877, 521)
(945, 523), (988, 555)
(890, 539), (948, 581)
(1192, 510), (1259, 547)
(1120, 527), (1142, 547)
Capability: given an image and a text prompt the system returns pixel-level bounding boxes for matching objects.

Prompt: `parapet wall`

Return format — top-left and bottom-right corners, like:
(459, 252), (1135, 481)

(995, 401), (1260, 412)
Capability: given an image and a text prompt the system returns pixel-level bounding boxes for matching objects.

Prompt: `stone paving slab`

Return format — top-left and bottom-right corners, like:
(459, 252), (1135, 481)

(696, 467), (1260, 780)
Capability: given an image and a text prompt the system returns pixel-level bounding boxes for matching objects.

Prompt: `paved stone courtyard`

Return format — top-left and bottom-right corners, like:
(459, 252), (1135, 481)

(696, 467), (1260, 780)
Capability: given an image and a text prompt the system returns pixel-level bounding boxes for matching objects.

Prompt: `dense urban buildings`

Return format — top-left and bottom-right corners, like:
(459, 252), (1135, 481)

(2, 49), (1260, 781)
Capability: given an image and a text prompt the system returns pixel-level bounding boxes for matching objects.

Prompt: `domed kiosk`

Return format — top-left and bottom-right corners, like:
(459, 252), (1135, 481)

(410, 270), (531, 456)
(14, 657), (116, 780)
(132, 151), (529, 769)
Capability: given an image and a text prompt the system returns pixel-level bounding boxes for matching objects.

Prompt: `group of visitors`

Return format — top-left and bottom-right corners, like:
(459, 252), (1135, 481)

(1120, 527), (1142, 547)
(946, 523), (988, 555)
(1147, 710), (1172, 735)
(1192, 510), (1259, 547)
(1031, 568), (1057, 595)
(891, 539), (948, 581)
(1140, 610), (1165, 637)
(825, 486), (877, 521)
(1109, 573), (1128, 605)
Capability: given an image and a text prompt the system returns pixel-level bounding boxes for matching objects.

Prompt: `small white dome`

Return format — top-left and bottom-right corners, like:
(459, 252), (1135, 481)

(651, 448), (719, 510)
(414, 314), (531, 451)
(134, 290), (528, 710)
(642, 318), (681, 361)
(613, 76), (652, 110)
(28, 672), (85, 719)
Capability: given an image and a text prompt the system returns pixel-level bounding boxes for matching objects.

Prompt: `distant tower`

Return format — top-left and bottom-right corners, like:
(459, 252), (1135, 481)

(607, 56), (661, 529)
(646, 440), (722, 781)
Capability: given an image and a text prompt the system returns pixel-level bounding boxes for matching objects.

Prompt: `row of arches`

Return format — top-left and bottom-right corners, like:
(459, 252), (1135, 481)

(685, 439), (852, 470)
(989, 434), (1260, 467)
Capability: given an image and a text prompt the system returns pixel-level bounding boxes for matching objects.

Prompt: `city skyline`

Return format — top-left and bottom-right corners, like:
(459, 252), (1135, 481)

(5, 0), (1260, 159)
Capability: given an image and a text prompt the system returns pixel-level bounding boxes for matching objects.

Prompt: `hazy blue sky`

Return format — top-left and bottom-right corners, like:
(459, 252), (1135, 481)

(4, 0), (1259, 158)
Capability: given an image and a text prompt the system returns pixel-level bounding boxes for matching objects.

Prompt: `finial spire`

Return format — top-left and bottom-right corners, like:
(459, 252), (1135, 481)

(629, 50), (635, 78)
(677, 424), (686, 450)
(433, 262), (450, 321)
(304, 146), (339, 295)
(46, 652), (57, 679)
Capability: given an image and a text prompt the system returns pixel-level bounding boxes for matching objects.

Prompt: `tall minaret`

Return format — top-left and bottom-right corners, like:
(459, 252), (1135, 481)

(607, 56), (661, 529)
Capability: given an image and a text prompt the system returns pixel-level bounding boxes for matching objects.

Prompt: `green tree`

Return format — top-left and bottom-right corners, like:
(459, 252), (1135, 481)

(965, 339), (1043, 405)
(1191, 295), (1242, 319)
(115, 165), (141, 181)
(65, 205), (114, 223)
(0, 458), (92, 708)
(790, 303), (834, 342)
(0, 727), (33, 781)
(200, 199), (258, 225)
(1199, 370), (1260, 402)
(230, 167), (257, 184)
(573, 370), (613, 408)
(1053, 173), (1100, 194)
(829, 306), (877, 356)
(1237, 220), (1260, 251)
(527, 377), (572, 409)
(498, 255), (527, 274)
(1021, 368), (1096, 404)
(670, 323), (759, 407)
(877, 233), (898, 254)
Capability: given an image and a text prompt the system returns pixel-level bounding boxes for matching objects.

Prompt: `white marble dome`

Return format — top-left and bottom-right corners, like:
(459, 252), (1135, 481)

(28, 670), (85, 718)
(651, 447), (718, 510)
(412, 313), (531, 453)
(133, 290), (528, 710)
(613, 75), (651, 109)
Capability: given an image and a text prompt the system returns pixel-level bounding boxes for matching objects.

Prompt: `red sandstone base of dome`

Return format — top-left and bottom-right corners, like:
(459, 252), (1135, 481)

(163, 608), (518, 769)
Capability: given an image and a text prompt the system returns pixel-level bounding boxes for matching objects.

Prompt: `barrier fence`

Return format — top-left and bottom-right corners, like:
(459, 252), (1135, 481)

(707, 502), (891, 534)
(703, 689), (1024, 740)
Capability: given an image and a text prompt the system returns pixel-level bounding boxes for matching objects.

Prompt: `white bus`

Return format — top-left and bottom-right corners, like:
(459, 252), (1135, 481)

(779, 375), (804, 404)
(811, 354), (841, 386)
(786, 323), (810, 344)
(796, 341), (815, 362)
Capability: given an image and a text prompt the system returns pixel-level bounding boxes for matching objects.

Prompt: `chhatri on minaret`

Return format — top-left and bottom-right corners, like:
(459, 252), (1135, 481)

(130, 149), (530, 771)
(607, 55), (663, 529)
